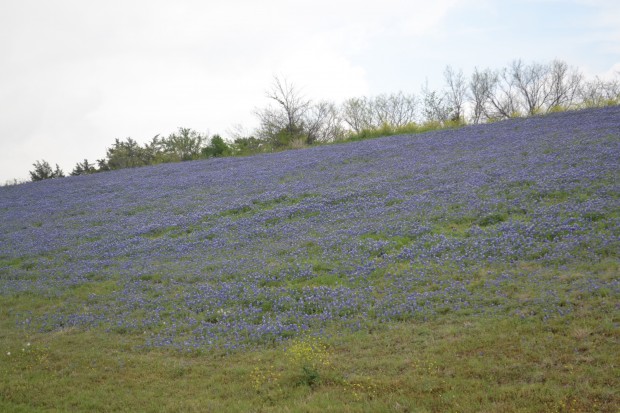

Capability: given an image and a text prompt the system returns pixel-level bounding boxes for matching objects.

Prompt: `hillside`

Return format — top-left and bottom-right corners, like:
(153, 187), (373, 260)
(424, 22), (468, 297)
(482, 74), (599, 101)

(1, 106), (619, 411)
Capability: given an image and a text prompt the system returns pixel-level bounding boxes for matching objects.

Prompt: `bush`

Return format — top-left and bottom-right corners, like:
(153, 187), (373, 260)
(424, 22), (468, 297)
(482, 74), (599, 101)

(202, 135), (230, 158)
(29, 160), (64, 181)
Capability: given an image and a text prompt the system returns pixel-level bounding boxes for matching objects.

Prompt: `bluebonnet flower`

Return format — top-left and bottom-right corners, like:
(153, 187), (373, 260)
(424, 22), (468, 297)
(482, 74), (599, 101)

(1, 106), (619, 349)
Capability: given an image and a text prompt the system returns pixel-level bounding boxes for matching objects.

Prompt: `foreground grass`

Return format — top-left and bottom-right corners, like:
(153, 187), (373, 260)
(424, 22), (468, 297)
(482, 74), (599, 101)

(1, 302), (618, 412)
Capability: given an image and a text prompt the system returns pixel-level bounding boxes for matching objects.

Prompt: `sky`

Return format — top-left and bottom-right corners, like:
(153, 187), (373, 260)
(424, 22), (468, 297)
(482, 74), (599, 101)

(1, 0), (619, 183)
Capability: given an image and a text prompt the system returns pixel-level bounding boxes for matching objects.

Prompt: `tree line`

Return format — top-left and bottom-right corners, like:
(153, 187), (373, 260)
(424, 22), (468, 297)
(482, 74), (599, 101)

(23, 58), (620, 182)
(28, 130), (231, 181)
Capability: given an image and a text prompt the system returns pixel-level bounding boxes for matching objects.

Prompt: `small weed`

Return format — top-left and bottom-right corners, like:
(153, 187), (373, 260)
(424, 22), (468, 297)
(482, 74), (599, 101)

(285, 336), (330, 387)
(477, 212), (507, 227)
(3, 341), (50, 374)
(345, 379), (378, 401)
(250, 363), (282, 395)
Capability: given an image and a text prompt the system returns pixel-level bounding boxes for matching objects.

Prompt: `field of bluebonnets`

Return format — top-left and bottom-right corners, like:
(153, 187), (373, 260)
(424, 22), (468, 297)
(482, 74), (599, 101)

(1, 106), (618, 355)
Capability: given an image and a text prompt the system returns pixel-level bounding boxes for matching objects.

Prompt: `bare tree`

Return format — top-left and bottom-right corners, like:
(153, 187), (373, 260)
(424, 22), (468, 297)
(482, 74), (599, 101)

(341, 97), (374, 133)
(341, 92), (418, 134)
(373, 95), (392, 126)
(469, 60), (585, 120)
(372, 92), (418, 127)
(509, 59), (551, 115)
(546, 59), (582, 110)
(306, 101), (345, 143)
(579, 76), (620, 107)
(468, 67), (491, 124)
(444, 65), (467, 122)
(469, 66), (521, 122)
(606, 77), (620, 101)
(255, 76), (311, 146)
(485, 68), (520, 120)
(421, 82), (451, 124)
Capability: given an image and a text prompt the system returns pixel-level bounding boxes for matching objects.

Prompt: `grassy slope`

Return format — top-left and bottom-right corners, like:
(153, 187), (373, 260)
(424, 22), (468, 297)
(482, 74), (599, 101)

(1, 306), (617, 412)
(1, 109), (619, 412)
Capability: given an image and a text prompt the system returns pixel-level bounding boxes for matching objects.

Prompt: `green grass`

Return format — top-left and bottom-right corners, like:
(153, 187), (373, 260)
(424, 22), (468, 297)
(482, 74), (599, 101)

(1, 311), (617, 412)
(2, 259), (618, 412)
(346, 120), (466, 142)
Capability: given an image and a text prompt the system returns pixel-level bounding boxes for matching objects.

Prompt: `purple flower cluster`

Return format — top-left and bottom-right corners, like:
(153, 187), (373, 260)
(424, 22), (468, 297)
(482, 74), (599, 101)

(1, 107), (619, 350)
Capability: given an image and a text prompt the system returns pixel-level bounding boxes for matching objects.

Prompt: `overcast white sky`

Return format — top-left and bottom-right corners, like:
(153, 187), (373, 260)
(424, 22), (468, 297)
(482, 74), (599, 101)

(1, 0), (619, 182)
